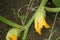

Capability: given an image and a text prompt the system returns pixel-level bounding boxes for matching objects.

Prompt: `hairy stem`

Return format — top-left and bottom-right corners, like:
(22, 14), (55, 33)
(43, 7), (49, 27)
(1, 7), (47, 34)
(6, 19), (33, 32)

(45, 7), (60, 12)
(0, 16), (24, 30)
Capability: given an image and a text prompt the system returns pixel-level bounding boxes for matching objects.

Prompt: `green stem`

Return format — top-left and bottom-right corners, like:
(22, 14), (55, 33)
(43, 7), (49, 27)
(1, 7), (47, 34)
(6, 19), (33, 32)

(56, 37), (60, 40)
(39, 0), (48, 8)
(48, 12), (58, 40)
(22, 15), (34, 40)
(0, 16), (24, 30)
(45, 7), (60, 12)
(22, 0), (48, 40)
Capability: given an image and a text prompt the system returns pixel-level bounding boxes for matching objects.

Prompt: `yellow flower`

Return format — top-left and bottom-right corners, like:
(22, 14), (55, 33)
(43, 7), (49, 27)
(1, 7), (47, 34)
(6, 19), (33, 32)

(34, 17), (50, 35)
(10, 34), (17, 40)
(6, 28), (21, 40)
(34, 7), (50, 35)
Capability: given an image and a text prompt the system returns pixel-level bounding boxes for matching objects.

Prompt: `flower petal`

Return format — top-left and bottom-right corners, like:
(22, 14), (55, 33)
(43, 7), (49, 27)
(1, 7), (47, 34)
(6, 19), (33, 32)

(34, 21), (43, 35)
(41, 17), (50, 28)
(10, 34), (17, 40)
(37, 22), (43, 35)
(34, 21), (37, 31)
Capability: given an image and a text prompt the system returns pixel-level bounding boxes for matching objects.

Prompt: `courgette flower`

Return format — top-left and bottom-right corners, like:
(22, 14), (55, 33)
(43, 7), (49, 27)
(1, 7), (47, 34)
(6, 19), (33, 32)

(9, 34), (17, 40)
(6, 28), (21, 40)
(34, 7), (50, 35)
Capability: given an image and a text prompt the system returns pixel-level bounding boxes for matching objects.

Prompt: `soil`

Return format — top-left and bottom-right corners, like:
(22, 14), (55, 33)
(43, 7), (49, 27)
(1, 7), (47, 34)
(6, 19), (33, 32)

(0, 0), (60, 40)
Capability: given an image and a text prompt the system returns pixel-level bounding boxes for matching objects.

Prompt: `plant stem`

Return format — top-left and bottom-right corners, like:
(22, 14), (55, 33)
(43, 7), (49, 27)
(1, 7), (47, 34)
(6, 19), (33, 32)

(22, 15), (34, 40)
(56, 37), (60, 40)
(48, 12), (58, 40)
(39, 0), (48, 8)
(22, 0), (48, 40)
(45, 7), (60, 12)
(0, 16), (24, 30)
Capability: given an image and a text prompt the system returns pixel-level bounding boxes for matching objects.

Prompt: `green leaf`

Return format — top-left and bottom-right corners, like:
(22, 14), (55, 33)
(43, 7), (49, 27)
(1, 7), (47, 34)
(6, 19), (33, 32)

(53, 0), (60, 7)
(12, 9), (17, 18)
(17, 14), (26, 21)
(12, 9), (26, 21)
